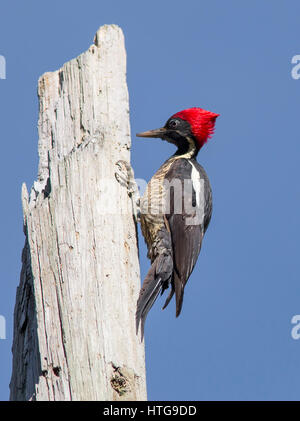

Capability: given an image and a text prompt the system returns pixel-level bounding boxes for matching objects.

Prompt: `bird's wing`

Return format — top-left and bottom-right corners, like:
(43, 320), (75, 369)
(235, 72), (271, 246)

(164, 158), (211, 316)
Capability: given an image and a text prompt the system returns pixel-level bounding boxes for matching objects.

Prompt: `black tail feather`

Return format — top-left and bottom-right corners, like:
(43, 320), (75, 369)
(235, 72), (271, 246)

(162, 285), (174, 310)
(174, 272), (184, 317)
(136, 281), (162, 341)
(136, 260), (163, 340)
(136, 253), (173, 340)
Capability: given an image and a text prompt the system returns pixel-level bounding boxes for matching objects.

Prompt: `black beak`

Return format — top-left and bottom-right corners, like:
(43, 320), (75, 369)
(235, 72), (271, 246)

(136, 127), (167, 139)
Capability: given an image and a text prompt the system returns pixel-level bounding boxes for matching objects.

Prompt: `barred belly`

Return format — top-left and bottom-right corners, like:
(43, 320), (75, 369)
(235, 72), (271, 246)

(140, 157), (176, 259)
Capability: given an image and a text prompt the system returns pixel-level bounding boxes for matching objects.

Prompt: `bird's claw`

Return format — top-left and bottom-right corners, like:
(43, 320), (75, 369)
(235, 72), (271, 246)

(115, 160), (131, 188)
(115, 160), (141, 223)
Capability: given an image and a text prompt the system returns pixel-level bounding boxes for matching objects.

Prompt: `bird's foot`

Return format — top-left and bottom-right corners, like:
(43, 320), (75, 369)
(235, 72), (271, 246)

(115, 160), (141, 223)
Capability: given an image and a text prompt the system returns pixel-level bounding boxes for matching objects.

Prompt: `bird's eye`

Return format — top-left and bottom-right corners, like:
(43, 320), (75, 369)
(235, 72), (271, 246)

(168, 119), (178, 128)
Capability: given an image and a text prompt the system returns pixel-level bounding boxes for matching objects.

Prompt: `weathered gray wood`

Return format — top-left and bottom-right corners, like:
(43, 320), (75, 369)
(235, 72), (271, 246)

(10, 24), (147, 401)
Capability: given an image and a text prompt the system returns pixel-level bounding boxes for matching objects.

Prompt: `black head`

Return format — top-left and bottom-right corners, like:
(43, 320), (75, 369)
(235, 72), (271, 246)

(136, 117), (196, 156)
(136, 107), (220, 155)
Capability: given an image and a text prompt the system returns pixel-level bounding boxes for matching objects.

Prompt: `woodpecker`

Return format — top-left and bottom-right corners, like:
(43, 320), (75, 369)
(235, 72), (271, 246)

(135, 107), (219, 339)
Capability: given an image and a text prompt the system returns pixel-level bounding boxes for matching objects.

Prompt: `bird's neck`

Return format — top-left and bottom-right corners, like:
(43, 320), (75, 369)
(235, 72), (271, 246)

(173, 136), (199, 160)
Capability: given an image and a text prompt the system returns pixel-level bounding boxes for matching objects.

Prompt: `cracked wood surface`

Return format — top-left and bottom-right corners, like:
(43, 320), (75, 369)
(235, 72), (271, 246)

(9, 24), (146, 401)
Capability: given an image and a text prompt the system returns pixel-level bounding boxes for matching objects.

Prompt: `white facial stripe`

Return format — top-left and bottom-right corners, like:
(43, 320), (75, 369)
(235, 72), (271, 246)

(173, 136), (196, 160)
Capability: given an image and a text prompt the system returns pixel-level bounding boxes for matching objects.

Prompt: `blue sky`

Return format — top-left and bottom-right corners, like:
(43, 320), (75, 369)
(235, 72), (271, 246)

(1, 0), (300, 401)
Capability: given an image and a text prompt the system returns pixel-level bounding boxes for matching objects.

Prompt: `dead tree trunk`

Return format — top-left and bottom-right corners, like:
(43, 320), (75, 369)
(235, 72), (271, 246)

(9, 24), (147, 401)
